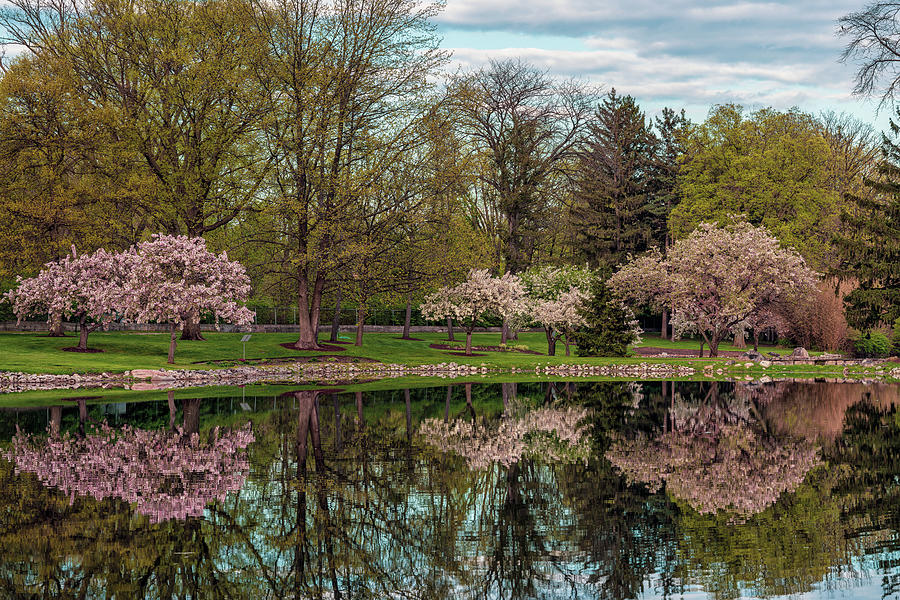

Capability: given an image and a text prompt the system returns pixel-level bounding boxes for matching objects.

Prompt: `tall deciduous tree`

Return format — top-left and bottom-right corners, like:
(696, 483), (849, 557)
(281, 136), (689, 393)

(246, 0), (445, 350)
(835, 114), (900, 328)
(671, 105), (842, 270)
(839, 2), (900, 106)
(572, 89), (659, 269)
(609, 220), (819, 357)
(453, 59), (594, 275)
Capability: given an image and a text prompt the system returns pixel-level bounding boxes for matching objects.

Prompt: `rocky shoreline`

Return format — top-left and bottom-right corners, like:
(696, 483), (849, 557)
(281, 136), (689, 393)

(2, 359), (899, 394)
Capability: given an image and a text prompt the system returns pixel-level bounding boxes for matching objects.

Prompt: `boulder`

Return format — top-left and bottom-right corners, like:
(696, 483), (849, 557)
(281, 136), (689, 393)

(790, 347), (810, 359)
(743, 350), (764, 360)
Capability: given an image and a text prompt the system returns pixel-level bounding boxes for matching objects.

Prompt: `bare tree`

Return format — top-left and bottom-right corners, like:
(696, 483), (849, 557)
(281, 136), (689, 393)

(839, 2), (900, 106)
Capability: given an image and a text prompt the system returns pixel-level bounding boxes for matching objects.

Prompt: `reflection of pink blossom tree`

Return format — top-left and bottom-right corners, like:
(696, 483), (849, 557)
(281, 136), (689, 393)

(419, 404), (591, 469)
(122, 235), (254, 363)
(5, 422), (254, 523)
(606, 393), (819, 518)
(5, 247), (129, 350)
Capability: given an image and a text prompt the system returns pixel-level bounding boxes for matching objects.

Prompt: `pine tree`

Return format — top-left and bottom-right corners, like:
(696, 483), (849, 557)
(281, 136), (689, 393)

(835, 114), (900, 328)
(573, 279), (639, 357)
(572, 89), (659, 269)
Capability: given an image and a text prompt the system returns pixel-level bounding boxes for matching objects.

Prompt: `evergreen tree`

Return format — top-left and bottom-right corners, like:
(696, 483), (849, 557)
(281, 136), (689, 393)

(651, 107), (691, 249)
(835, 114), (900, 328)
(572, 89), (659, 269)
(573, 278), (639, 357)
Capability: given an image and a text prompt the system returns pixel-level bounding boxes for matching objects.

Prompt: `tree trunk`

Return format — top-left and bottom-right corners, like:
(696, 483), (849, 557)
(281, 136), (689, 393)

(404, 388), (412, 445)
(167, 390), (177, 431)
(465, 329), (473, 356)
(753, 329), (760, 351)
(355, 305), (366, 346)
(564, 334), (571, 356)
(661, 309), (668, 340)
(355, 391), (364, 428)
(182, 398), (200, 437)
(294, 272), (324, 350)
(330, 288), (342, 343)
(402, 293), (412, 339)
(734, 330), (746, 349)
(545, 327), (556, 356)
(501, 320), (509, 345)
(180, 317), (205, 341)
(168, 323), (178, 364)
(445, 386), (452, 422)
(446, 316), (455, 341)
(698, 340), (704, 358)
(48, 314), (65, 337)
(50, 406), (62, 438)
(77, 317), (90, 350)
(708, 334), (721, 357)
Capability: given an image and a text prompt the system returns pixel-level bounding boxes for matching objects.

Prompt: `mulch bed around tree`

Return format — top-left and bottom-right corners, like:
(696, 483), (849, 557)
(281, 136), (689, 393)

(446, 351), (487, 357)
(279, 342), (346, 352)
(61, 347), (104, 353)
(634, 346), (747, 358)
(429, 343), (542, 355)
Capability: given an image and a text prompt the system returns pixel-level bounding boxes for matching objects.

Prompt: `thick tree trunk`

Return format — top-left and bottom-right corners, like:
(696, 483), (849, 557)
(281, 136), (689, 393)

(734, 330), (746, 349)
(355, 391), (364, 428)
(698, 340), (704, 358)
(168, 323), (178, 364)
(50, 406), (62, 438)
(661, 309), (668, 340)
(182, 398), (200, 436)
(753, 329), (760, 351)
(465, 329), (473, 355)
(180, 317), (205, 341)
(402, 294), (412, 339)
(545, 327), (556, 356)
(294, 273), (325, 350)
(708, 334), (721, 357)
(446, 316), (455, 341)
(77, 317), (90, 350)
(564, 334), (571, 356)
(330, 288), (342, 343)
(167, 390), (177, 431)
(501, 320), (509, 345)
(355, 305), (366, 346)
(48, 314), (65, 337)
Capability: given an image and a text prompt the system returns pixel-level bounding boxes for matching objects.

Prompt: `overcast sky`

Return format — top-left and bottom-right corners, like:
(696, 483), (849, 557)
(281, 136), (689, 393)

(435, 0), (886, 129)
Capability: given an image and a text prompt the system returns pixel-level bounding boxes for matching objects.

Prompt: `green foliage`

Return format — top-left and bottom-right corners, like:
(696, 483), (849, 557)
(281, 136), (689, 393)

(851, 330), (892, 358)
(672, 105), (841, 270)
(893, 318), (900, 355)
(573, 279), (639, 357)
(835, 113), (900, 329)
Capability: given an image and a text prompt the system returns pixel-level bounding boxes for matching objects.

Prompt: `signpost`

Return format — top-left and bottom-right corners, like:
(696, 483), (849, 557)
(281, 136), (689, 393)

(240, 334), (252, 360)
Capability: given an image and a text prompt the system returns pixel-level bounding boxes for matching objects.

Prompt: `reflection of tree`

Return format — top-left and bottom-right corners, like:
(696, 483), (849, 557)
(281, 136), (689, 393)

(418, 399), (590, 470)
(606, 383), (819, 518)
(5, 409), (254, 523)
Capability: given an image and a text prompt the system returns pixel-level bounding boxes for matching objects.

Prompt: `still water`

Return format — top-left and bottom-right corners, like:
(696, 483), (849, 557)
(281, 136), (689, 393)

(1, 380), (899, 599)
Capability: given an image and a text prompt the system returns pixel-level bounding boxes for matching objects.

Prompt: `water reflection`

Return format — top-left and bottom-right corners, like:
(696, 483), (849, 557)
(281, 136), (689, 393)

(0, 381), (897, 598)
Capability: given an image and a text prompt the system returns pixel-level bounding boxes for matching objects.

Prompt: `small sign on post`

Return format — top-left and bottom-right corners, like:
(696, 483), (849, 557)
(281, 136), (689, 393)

(240, 334), (252, 360)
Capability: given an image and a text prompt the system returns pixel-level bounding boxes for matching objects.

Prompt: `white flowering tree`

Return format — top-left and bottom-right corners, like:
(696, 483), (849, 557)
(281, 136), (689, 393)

(420, 269), (526, 355)
(122, 235), (254, 363)
(5, 247), (130, 351)
(609, 220), (819, 357)
(521, 265), (594, 356)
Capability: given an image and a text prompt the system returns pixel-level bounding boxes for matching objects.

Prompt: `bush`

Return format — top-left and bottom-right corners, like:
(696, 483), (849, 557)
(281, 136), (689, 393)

(851, 330), (892, 358)
(573, 280), (639, 357)
(892, 318), (900, 355)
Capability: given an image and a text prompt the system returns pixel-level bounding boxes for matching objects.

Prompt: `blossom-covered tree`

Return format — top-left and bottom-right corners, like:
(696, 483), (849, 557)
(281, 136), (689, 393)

(609, 220), (819, 357)
(521, 265), (593, 356)
(5, 247), (129, 350)
(420, 269), (525, 355)
(122, 235), (254, 363)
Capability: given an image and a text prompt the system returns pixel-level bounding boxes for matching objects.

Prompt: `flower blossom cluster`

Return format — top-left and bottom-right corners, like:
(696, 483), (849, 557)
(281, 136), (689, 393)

(5, 422), (255, 523)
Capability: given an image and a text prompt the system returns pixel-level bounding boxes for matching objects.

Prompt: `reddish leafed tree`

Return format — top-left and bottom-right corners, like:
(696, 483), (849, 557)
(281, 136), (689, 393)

(122, 234), (254, 363)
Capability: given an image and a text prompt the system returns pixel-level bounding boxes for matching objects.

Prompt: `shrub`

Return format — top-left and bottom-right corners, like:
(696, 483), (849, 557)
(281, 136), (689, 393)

(892, 318), (900, 355)
(573, 280), (640, 357)
(851, 330), (892, 358)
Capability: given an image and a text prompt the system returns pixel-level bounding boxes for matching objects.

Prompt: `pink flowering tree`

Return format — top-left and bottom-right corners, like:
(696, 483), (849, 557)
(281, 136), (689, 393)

(420, 269), (526, 355)
(609, 220), (819, 357)
(122, 235), (254, 363)
(4, 247), (130, 351)
(521, 265), (594, 356)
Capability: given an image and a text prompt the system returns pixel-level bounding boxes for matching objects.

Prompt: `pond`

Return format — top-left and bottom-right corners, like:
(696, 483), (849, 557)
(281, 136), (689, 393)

(0, 380), (899, 599)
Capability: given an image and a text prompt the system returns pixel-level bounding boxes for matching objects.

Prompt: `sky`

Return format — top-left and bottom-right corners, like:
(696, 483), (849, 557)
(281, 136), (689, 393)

(434, 0), (888, 130)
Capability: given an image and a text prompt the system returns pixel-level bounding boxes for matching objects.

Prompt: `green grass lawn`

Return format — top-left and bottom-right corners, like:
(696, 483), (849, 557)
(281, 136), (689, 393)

(0, 329), (792, 375)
